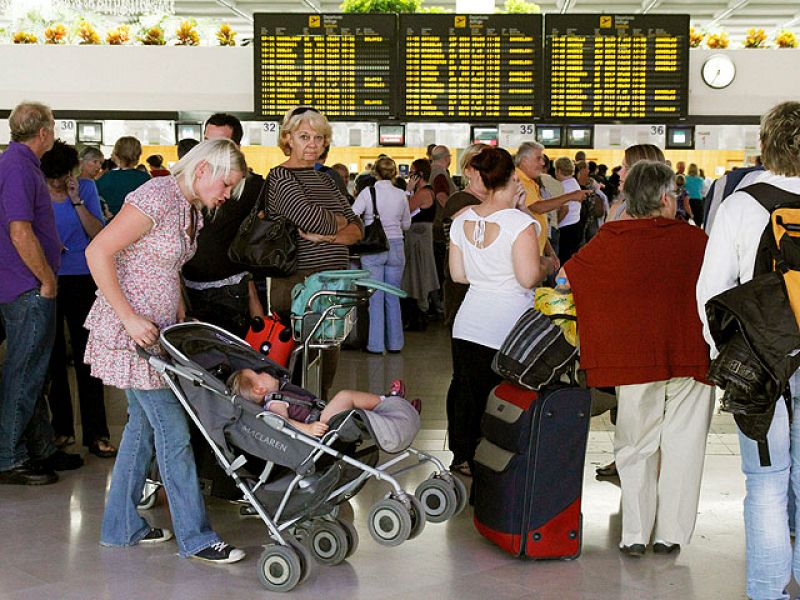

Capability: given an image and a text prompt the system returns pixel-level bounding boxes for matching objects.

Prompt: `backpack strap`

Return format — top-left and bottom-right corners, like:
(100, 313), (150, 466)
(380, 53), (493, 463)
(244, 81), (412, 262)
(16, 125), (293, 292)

(741, 182), (800, 212)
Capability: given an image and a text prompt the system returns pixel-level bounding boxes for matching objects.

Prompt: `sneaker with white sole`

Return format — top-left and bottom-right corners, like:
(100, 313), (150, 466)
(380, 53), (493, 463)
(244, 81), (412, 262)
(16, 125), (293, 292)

(139, 527), (174, 544)
(191, 541), (246, 564)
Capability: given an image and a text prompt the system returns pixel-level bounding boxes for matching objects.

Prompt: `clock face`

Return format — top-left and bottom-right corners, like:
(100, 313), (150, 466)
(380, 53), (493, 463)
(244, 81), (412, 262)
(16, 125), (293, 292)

(702, 54), (736, 89)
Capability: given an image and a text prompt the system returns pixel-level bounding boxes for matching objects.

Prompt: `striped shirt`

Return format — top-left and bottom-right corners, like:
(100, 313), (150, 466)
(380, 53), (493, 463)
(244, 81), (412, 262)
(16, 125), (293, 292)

(267, 166), (360, 272)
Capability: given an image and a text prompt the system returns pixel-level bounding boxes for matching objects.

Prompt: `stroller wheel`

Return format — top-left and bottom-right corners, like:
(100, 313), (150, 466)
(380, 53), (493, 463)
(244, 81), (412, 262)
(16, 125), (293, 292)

(137, 480), (160, 511)
(415, 477), (458, 523)
(258, 544), (303, 593)
(286, 537), (314, 585)
(408, 494), (427, 540)
(367, 498), (413, 547)
(306, 520), (349, 566)
(338, 518), (359, 559)
(450, 475), (468, 516)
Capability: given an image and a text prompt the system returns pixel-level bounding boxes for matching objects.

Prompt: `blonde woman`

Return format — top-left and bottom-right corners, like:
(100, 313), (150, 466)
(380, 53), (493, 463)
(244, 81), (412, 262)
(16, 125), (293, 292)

(96, 136), (150, 218)
(607, 144), (666, 223)
(85, 139), (247, 564)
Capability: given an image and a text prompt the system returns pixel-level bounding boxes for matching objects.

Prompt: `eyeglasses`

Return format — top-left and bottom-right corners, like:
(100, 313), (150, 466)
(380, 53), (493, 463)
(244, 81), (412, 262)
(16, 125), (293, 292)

(290, 106), (320, 118)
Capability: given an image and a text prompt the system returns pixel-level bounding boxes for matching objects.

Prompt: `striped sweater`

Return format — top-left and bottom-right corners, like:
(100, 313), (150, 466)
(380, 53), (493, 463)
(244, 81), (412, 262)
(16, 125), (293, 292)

(267, 166), (360, 272)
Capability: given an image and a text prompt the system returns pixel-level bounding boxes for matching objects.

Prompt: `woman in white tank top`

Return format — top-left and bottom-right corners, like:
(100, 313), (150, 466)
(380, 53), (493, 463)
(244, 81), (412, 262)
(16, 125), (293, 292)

(445, 147), (543, 476)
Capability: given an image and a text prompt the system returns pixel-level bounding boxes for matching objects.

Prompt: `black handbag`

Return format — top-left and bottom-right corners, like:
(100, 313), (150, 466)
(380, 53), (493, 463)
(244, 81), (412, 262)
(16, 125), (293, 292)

(228, 174), (298, 277)
(350, 186), (389, 255)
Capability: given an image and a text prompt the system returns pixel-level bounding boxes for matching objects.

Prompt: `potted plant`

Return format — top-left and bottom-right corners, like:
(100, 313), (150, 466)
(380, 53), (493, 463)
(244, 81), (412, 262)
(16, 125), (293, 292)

(176, 19), (200, 46)
(13, 31), (38, 44)
(77, 20), (101, 45)
(743, 27), (767, 48)
(689, 26), (704, 48)
(138, 25), (166, 45)
(775, 30), (798, 48)
(106, 24), (131, 45)
(706, 31), (729, 49)
(216, 23), (236, 46)
(44, 24), (68, 44)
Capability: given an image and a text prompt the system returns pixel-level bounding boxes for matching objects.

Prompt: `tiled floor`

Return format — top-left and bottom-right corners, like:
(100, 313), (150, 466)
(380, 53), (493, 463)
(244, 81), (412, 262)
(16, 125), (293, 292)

(0, 322), (758, 599)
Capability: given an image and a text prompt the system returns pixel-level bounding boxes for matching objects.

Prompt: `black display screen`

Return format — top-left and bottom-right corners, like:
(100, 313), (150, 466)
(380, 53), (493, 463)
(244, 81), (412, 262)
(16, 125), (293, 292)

(400, 14), (542, 121)
(544, 14), (689, 121)
(254, 13), (397, 119)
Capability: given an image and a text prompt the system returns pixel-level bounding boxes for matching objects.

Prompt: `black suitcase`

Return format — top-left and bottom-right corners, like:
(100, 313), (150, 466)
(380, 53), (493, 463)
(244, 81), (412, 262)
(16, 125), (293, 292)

(473, 381), (591, 559)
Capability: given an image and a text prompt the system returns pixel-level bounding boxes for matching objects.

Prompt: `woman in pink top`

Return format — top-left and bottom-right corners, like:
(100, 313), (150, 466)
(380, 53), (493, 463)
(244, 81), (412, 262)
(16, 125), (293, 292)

(85, 139), (248, 564)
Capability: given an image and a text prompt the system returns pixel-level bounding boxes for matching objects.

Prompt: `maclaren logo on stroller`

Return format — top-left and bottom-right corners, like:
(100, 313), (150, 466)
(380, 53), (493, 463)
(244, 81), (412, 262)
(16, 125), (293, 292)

(241, 423), (288, 453)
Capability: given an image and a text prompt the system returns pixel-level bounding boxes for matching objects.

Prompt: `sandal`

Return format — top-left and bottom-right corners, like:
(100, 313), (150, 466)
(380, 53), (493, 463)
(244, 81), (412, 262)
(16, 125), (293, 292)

(54, 435), (75, 449)
(450, 461), (472, 477)
(89, 438), (118, 459)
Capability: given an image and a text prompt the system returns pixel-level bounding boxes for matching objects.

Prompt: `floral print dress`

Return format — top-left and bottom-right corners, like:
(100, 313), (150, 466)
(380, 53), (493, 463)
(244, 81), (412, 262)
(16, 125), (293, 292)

(84, 176), (201, 389)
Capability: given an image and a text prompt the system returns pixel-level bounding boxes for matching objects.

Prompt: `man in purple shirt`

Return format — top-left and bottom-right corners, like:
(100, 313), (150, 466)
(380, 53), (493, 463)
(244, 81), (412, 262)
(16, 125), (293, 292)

(0, 101), (82, 485)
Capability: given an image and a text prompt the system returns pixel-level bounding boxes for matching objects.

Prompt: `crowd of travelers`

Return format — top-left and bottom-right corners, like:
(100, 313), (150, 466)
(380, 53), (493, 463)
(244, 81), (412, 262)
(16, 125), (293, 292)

(1, 98), (800, 599)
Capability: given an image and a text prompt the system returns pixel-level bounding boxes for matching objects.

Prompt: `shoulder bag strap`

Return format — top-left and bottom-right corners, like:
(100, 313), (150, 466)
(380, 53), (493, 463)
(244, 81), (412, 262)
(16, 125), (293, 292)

(369, 185), (380, 220)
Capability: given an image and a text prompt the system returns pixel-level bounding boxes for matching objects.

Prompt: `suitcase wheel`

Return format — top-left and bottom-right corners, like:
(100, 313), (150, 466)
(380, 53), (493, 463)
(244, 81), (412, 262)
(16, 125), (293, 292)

(415, 476), (459, 523)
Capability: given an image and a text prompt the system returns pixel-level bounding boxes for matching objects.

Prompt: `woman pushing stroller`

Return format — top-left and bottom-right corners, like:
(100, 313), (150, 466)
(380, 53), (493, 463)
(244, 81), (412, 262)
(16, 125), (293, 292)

(84, 139), (248, 564)
(228, 370), (421, 437)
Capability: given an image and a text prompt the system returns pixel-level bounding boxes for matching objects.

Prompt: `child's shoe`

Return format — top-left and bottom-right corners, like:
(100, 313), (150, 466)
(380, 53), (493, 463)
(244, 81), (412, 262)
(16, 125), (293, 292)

(387, 379), (406, 398)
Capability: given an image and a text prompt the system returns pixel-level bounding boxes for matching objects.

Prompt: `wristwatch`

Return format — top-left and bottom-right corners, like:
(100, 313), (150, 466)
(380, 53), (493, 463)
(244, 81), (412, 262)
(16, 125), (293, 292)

(71, 200), (84, 207)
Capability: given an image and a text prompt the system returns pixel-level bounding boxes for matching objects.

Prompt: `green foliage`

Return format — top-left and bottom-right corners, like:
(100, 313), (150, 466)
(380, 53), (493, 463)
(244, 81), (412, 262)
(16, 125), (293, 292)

(501, 0), (541, 13)
(419, 5), (452, 13)
(340, 0), (421, 13)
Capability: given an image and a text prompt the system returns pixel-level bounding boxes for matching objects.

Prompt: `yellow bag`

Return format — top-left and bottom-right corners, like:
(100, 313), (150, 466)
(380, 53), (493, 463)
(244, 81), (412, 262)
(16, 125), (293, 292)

(534, 287), (578, 347)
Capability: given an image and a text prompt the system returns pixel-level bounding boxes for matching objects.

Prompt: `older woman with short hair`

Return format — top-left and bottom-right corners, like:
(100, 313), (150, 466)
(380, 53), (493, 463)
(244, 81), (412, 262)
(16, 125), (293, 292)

(267, 107), (363, 395)
(562, 160), (713, 557)
(352, 157), (411, 354)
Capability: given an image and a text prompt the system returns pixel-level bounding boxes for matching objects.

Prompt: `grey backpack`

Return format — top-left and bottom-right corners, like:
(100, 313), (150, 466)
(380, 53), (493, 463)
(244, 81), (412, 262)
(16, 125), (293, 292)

(492, 308), (578, 390)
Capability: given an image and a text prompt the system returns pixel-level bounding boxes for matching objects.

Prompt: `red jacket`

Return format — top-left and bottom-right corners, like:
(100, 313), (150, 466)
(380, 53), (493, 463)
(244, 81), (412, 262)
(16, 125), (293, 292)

(564, 217), (710, 388)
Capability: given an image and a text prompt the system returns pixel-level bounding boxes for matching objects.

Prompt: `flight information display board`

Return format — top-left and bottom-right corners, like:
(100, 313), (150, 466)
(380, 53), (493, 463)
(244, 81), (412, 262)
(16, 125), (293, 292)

(254, 13), (397, 119)
(544, 14), (689, 121)
(401, 14), (542, 121)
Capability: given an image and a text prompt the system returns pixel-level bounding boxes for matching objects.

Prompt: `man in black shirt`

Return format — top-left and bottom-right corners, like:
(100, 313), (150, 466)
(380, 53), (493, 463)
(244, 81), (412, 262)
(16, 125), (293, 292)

(182, 113), (263, 337)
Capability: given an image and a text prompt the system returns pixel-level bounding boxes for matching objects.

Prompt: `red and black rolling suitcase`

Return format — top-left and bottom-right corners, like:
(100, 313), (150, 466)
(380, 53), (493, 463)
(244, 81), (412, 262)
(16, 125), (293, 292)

(473, 381), (591, 559)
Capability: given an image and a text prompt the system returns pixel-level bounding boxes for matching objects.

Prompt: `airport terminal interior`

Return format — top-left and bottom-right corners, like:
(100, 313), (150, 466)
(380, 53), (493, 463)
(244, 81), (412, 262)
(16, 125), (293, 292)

(3, 1), (800, 599)
(0, 324), (756, 599)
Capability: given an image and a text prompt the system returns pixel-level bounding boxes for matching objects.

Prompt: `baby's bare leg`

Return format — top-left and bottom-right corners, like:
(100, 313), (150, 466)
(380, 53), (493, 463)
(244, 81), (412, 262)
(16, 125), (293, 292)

(319, 390), (381, 422)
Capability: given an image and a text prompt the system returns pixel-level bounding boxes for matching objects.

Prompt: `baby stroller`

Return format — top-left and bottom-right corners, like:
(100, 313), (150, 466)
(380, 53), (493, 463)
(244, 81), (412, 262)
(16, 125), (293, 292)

(136, 298), (463, 593)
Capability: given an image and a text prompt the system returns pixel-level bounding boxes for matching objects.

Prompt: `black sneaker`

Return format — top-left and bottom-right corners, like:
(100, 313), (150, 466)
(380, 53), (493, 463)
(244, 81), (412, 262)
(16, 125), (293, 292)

(36, 450), (84, 471)
(0, 462), (58, 485)
(191, 541), (246, 564)
(139, 527), (174, 544)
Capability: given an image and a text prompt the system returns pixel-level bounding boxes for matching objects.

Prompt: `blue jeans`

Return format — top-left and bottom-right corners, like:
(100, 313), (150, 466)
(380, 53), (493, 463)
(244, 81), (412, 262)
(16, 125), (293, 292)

(738, 371), (800, 600)
(360, 238), (405, 353)
(0, 289), (57, 470)
(100, 387), (219, 556)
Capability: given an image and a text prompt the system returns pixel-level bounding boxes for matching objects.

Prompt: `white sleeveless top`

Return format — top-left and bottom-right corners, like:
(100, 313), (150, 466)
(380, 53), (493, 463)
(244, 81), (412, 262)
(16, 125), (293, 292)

(450, 207), (538, 349)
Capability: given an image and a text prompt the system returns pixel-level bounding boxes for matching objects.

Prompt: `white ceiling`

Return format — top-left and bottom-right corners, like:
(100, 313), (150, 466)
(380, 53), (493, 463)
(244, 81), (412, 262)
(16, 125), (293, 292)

(173, 0), (800, 43)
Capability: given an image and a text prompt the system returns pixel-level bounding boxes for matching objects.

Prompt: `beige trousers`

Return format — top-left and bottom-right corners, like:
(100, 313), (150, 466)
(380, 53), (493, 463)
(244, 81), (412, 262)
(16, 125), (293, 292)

(615, 377), (714, 547)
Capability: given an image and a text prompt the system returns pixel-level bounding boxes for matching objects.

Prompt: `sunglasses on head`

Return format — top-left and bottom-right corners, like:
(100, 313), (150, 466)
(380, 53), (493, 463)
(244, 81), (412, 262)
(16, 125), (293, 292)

(290, 106), (320, 118)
